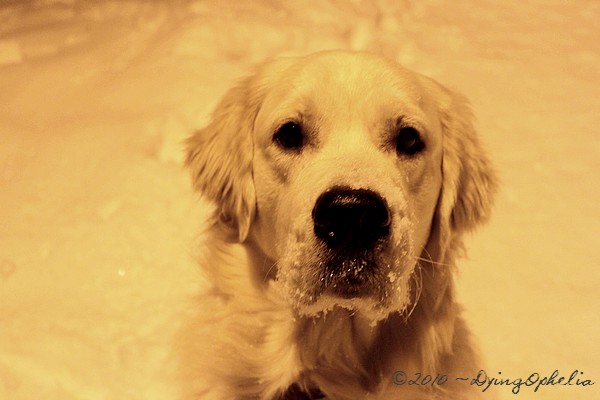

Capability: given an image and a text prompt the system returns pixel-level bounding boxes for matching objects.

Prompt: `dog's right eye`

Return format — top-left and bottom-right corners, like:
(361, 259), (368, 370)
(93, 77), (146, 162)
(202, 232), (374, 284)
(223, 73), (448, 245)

(273, 122), (304, 150)
(395, 126), (425, 156)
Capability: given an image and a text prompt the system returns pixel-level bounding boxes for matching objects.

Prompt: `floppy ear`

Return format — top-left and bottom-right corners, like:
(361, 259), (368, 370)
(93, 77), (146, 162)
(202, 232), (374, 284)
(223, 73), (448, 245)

(185, 78), (264, 241)
(430, 85), (499, 261)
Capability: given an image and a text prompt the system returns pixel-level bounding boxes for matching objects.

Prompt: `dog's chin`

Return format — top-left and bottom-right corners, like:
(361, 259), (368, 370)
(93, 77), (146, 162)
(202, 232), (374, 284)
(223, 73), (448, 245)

(273, 253), (414, 324)
(291, 289), (411, 324)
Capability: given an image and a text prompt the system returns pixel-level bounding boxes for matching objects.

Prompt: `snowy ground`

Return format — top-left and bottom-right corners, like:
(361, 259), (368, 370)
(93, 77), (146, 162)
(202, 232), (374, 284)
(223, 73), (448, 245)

(0, 1), (598, 399)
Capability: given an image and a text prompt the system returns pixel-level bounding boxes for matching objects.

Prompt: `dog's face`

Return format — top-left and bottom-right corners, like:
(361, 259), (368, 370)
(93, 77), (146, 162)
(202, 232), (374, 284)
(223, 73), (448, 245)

(250, 54), (444, 319)
(187, 51), (496, 321)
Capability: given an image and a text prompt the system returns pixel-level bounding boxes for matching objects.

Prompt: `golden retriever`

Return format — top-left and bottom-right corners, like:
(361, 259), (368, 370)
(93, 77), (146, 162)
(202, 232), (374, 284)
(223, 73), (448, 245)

(181, 50), (497, 400)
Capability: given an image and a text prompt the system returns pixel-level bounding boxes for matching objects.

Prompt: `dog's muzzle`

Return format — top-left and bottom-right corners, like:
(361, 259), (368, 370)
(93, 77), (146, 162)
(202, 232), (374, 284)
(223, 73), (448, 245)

(310, 186), (392, 298)
(312, 186), (391, 250)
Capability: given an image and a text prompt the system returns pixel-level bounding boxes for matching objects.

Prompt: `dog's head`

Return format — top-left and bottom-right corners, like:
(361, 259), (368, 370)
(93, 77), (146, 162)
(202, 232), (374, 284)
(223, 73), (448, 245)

(187, 51), (497, 321)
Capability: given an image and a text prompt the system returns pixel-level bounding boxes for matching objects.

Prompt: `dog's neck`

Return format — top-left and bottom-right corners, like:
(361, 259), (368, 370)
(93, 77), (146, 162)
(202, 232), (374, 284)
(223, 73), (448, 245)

(291, 309), (380, 396)
(300, 308), (380, 351)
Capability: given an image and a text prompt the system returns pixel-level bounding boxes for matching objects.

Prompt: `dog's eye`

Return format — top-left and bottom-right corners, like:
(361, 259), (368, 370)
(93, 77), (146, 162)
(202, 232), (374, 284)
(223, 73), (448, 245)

(395, 127), (425, 156)
(273, 122), (304, 150)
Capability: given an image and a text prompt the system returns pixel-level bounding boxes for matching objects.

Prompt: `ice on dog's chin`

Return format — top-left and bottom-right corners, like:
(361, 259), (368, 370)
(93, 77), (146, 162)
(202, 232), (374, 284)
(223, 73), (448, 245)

(271, 274), (412, 325)
(273, 220), (415, 324)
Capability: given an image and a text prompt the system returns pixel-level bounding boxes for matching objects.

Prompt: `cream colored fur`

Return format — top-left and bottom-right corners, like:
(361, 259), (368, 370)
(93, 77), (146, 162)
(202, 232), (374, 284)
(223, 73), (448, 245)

(180, 51), (498, 400)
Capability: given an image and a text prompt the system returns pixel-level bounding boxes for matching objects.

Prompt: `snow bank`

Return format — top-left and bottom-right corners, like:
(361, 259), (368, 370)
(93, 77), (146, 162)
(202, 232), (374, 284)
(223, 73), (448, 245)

(1, 1), (598, 399)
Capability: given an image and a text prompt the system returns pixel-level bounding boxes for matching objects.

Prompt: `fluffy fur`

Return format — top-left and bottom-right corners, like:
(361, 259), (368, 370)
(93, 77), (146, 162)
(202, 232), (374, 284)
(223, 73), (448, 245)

(179, 51), (498, 400)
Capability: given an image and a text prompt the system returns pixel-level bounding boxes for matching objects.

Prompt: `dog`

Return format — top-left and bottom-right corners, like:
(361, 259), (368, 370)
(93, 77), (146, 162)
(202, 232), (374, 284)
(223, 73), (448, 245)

(180, 50), (497, 400)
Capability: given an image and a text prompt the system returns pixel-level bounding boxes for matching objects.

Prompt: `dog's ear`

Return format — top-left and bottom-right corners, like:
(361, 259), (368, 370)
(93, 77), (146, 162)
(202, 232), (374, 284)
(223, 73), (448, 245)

(185, 77), (263, 242)
(427, 83), (498, 260)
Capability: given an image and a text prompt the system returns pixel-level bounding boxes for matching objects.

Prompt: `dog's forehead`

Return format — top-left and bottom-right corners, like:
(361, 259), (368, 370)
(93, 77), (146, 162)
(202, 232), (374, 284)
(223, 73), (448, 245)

(294, 52), (422, 96)
(256, 52), (430, 129)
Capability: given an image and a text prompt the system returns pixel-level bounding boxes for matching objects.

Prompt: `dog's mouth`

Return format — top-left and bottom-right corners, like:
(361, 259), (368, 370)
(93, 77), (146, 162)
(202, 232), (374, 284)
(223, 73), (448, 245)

(274, 238), (413, 322)
(317, 247), (386, 299)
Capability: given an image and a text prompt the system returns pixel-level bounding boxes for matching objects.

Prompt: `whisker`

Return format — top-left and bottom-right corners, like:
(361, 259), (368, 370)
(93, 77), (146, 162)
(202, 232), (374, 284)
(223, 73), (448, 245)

(415, 254), (451, 268)
(401, 248), (453, 322)
(263, 258), (278, 282)
(404, 262), (423, 321)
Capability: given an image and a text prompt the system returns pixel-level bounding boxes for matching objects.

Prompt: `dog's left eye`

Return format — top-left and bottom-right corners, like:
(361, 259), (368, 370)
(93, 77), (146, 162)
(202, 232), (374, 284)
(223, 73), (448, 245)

(273, 122), (304, 150)
(395, 127), (425, 156)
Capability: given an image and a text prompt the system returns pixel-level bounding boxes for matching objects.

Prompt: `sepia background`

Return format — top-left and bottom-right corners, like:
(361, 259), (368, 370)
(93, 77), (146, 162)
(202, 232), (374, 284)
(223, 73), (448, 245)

(1, 1), (598, 399)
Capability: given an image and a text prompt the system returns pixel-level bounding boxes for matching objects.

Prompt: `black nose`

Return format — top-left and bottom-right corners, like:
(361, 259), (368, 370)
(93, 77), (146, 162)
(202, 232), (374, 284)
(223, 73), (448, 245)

(312, 187), (391, 250)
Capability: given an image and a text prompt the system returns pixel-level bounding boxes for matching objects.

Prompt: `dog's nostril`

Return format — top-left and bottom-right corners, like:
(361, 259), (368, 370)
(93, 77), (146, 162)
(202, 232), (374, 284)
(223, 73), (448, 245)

(312, 187), (391, 250)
